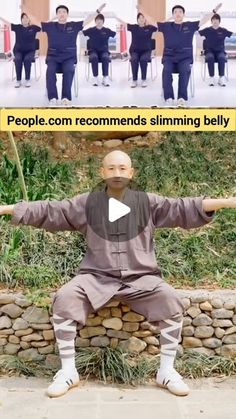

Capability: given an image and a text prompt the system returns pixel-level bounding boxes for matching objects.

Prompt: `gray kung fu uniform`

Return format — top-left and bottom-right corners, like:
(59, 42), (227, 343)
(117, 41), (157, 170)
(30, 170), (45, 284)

(11, 191), (214, 323)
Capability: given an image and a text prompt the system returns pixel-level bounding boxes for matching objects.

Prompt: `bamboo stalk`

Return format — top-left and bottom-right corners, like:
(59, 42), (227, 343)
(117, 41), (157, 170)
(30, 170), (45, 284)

(7, 131), (28, 201)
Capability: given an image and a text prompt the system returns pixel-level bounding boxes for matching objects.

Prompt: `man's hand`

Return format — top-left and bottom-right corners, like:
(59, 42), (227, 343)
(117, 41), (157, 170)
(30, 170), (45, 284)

(214, 3), (223, 13)
(0, 205), (14, 216)
(225, 197), (236, 209)
(203, 197), (236, 212)
(97, 3), (106, 13)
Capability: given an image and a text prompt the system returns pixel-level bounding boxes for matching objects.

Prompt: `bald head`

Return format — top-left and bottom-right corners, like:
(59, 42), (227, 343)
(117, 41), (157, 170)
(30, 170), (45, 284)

(101, 150), (134, 184)
(102, 150), (132, 168)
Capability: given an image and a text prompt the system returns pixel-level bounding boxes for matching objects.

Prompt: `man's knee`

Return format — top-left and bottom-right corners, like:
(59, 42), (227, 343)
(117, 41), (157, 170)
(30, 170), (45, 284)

(163, 62), (173, 75)
(161, 285), (184, 316)
(53, 285), (75, 311)
(47, 62), (57, 75)
(178, 61), (191, 74)
(205, 53), (214, 62)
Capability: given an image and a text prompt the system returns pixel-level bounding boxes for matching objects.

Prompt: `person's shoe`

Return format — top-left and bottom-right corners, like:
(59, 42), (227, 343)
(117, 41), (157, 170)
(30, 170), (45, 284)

(49, 98), (58, 106)
(156, 368), (189, 396)
(218, 76), (226, 87)
(46, 369), (79, 398)
(15, 81), (21, 88)
(61, 98), (72, 107)
(177, 98), (187, 108)
(164, 98), (174, 106)
(141, 80), (147, 88)
(131, 80), (138, 88)
(25, 80), (31, 88)
(92, 77), (99, 86)
(209, 77), (215, 86)
(102, 76), (110, 87)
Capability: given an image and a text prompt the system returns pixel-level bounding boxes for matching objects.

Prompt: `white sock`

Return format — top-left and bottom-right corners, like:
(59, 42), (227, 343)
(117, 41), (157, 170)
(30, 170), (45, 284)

(159, 353), (176, 374)
(61, 357), (76, 373)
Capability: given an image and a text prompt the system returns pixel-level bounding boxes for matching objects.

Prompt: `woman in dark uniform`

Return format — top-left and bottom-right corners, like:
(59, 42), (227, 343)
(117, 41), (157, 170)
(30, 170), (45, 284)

(83, 14), (116, 87)
(116, 13), (157, 88)
(199, 14), (232, 86)
(0, 13), (41, 88)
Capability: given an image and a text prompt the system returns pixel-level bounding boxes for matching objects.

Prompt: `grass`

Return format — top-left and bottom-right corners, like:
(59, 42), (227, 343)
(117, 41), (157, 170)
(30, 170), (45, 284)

(1, 348), (236, 382)
(0, 132), (235, 289)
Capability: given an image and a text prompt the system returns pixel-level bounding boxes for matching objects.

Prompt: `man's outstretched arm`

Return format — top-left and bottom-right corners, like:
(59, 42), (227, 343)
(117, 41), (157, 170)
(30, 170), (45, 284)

(0, 196), (87, 233)
(150, 194), (236, 230)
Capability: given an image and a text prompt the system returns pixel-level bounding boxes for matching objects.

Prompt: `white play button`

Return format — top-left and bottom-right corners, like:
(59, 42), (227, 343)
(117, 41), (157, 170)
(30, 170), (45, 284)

(108, 198), (131, 223)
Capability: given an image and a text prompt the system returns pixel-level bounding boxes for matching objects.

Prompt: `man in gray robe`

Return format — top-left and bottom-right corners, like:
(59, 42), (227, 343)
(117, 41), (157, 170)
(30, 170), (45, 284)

(1, 150), (236, 398)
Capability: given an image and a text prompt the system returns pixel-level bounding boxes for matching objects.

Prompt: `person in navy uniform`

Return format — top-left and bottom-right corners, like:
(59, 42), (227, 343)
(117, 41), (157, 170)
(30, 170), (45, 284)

(24, 3), (106, 106)
(139, 3), (222, 107)
(0, 13), (41, 88)
(83, 14), (116, 87)
(115, 13), (157, 88)
(199, 13), (232, 87)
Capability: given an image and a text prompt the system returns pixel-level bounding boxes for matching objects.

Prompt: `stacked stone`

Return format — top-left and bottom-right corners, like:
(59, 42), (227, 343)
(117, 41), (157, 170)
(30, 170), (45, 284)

(180, 290), (236, 358)
(0, 290), (236, 368)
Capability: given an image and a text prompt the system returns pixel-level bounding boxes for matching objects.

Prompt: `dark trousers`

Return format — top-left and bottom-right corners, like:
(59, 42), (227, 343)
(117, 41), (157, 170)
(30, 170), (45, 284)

(14, 50), (35, 81)
(130, 50), (151, 81)
(89, 51), (110, 77)
(205, 51), (226, 77)
(46, 58), (75, 100)
(162, 58), (192, 101)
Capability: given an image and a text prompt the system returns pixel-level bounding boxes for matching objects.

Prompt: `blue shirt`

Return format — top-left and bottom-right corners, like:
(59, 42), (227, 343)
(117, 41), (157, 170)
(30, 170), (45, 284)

(199, 26), (233, 53)
(42, 21), (83, 61)
(157, 21), (200, 61)
(83, 26), (116, 52)
(11, 24), (41, 52)
(127, 24), (157, 52)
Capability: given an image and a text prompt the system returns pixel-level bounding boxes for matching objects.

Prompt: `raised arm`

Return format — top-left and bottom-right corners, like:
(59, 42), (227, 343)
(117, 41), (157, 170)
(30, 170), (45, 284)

(0, 16), (11, 27)
(21, 7), (42, 27)
(137, 5), (158, 27)
(83, 3), (106, 27)
(199, 3), (222, 27)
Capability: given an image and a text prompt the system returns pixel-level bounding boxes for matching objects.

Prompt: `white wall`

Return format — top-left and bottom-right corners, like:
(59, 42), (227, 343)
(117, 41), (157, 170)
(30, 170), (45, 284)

(2, 0), (21, 23)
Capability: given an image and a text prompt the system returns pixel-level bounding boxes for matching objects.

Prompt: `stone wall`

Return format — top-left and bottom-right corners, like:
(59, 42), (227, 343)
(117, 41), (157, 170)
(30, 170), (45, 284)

(0, 290), (236, 368)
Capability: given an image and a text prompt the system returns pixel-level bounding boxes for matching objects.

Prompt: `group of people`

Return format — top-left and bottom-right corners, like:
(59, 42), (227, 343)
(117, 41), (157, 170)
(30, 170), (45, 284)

(0, 2), (233, 106)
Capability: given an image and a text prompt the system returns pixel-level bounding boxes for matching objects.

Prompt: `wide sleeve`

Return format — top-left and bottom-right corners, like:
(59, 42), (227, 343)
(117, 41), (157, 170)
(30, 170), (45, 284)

(191, 20), (200, 32)
(41, 22), (51, 33)
(11, 23), (18, 32)
(199, 28), (207, 37)
(127, 23), (135, 32)
(11, 194), (87, 233)
(224, 29), (233, 38)
(34, 25), (41, 33)
(148, 193), (215, 229)
(74, 21), (84, 32)
(108, 28), (116, 38)
(156, 22), (166, 33)
(150, 25), (158, 34)
(83, 27), (92, 37)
